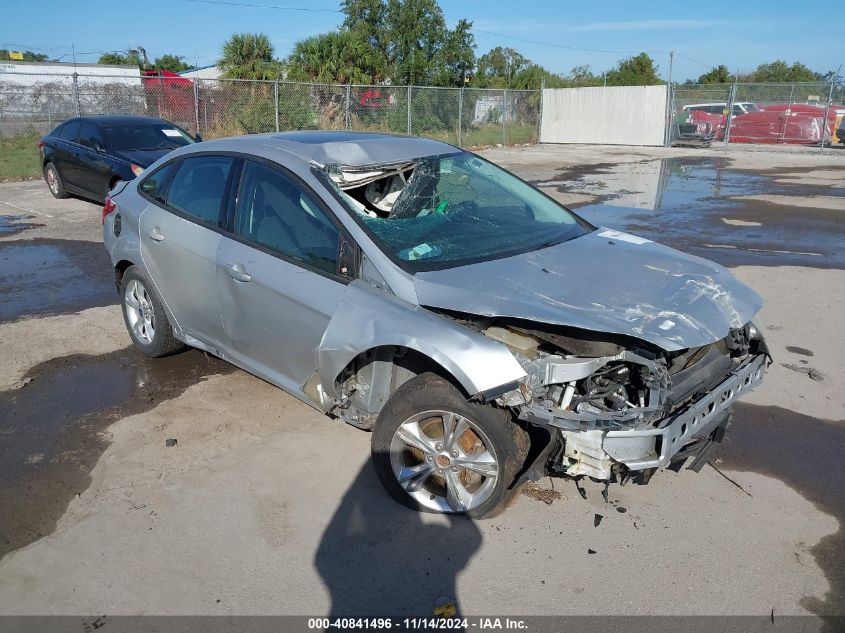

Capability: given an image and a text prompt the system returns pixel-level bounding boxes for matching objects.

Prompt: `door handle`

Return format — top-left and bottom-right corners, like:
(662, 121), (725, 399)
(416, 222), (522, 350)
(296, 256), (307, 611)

(226, 263), (251, 283)
(147, 227), (165, 242)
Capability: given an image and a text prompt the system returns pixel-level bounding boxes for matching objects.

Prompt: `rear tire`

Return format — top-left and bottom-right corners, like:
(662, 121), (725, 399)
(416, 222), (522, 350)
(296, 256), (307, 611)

(120, 266), (185, 358)
(371, 372), (528, 518)
(44, 162), (66, 199)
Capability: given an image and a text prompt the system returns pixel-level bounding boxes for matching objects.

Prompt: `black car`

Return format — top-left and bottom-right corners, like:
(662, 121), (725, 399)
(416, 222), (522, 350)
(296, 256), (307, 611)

(39, 115), (198, 203)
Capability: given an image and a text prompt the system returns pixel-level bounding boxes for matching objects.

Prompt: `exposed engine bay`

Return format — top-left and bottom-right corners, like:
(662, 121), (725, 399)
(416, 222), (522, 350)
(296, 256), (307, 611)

(479, 317), (769, 482)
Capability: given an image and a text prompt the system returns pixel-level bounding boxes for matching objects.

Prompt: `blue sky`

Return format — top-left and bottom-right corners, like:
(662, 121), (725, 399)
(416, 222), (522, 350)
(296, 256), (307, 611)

(3, 0), (843, 81)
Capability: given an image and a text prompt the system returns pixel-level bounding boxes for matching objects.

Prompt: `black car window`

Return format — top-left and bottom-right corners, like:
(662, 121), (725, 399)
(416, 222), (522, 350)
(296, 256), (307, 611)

(78, 122), (105, 150)
(165, 155), (233, 227)
(139, 162), (177, 203)
(235, 161), (339, 275)
(102, 122), (194, 151)
(56, 120), (80, 142)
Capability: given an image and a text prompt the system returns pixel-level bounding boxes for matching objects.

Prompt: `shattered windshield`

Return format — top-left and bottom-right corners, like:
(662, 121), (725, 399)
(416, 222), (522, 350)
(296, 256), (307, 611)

(322, 152), (592, 272)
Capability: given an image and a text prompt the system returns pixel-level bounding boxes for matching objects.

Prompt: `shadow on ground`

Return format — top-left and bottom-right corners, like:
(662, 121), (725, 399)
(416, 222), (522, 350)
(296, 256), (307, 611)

(315, 457), (481, 617)
(719, 403), (845, 628)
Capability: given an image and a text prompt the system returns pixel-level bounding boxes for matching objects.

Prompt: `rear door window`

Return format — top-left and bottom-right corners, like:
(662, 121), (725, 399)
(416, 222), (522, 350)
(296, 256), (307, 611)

(165, 155), (234, 227)
(139, 162), (177, 203)
(78, 122), (105, 150)
(56, 120), (81, 143)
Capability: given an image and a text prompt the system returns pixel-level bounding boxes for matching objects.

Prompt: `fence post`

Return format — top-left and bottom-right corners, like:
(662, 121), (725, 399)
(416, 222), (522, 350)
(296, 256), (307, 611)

(345, 84), (351, 130)
(193, 78), (200, 136)
(274, 80), (280, 132)
(538, 78), (545, 144)
(72, 72), (81, 116)
(502, 89), (508, 145)
(407, 85), (412, 135)
(723, 83), (737, 146)
(457, 87), (463, 147)
(820, 81), (835, 155)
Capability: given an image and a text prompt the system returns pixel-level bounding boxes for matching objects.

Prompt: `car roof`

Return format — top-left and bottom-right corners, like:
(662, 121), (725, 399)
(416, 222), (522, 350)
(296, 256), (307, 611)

(60, 115), (173, 127)
(181, 131), (460, 168)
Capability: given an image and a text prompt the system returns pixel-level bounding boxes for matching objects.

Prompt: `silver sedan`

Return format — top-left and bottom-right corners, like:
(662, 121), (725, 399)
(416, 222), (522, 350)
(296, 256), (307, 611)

(103, 131), (768, 517)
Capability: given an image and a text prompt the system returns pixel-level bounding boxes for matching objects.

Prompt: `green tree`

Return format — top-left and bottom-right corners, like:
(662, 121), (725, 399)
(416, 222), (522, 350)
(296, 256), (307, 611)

(435, 18), (475, 85)
(153, 54), (190, 73)
(0, 49), (49, 62)
(384, 0), (447, 85)
(97, 51), (145, 68)
(218, 33), (283, 79)
(568, 64), (601, 87)
(341, 0), (389, 57)
(697, 64), (732, 84)
(476, 47), (529, 88)
(751, 60), (820, 83)
(605, 53), (660, 86)
(288, 30), (385, 84)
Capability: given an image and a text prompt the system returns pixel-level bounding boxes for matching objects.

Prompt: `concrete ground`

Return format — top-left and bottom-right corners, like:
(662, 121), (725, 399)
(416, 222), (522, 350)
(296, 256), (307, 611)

(0, 144), (843, 628)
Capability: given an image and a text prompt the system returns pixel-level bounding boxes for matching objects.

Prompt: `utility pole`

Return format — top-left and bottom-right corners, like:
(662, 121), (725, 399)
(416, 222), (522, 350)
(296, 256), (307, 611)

(667, 50), (675, 86)
(664, 50), (675, 148)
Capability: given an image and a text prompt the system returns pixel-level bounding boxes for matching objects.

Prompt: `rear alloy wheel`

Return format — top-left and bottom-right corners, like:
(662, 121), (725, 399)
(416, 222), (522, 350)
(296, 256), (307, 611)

(44, 163), (66, 199)
(372, 373), (528, 518)
(120, 266), (185, 357)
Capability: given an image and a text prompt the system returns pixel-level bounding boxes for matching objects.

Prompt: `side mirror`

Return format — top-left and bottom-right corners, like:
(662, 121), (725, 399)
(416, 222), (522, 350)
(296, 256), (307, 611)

(94, 139), (106, 154)
(194, 133), (202, 143)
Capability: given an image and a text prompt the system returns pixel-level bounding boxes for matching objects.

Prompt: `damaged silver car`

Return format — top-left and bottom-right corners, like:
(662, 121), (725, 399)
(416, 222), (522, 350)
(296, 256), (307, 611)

(103, 131), (769, 517)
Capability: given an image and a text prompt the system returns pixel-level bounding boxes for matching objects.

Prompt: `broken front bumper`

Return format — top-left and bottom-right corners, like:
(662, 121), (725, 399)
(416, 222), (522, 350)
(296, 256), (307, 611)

(551, 353), (767, 479)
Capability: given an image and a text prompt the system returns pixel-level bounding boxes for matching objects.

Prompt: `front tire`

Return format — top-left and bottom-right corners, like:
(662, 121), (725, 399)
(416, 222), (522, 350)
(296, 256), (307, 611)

(371, 373), (528, 518)
(44, 162), (66, 199)
(120, 266), (185, 357)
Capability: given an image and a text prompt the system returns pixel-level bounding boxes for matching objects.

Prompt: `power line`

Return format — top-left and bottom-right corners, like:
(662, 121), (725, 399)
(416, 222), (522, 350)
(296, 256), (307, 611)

(184, 0), (341, 12)
(474, 28), (667, 56)
(675, 52), (714, 68)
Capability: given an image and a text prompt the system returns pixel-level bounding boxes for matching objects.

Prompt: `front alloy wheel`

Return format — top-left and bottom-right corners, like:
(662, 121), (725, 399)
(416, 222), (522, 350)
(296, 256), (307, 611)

(391, 410), (500, 513)
(372, 372), (528, 518)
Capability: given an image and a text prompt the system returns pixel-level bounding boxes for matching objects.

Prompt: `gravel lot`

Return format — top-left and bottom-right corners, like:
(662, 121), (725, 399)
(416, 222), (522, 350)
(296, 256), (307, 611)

(0, 144), (843, 629)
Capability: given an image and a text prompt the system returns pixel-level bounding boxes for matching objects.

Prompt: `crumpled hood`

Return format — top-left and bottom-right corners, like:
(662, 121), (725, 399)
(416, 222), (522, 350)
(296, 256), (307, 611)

(113, 149), (172, 167)
(414, 228), (762, 352)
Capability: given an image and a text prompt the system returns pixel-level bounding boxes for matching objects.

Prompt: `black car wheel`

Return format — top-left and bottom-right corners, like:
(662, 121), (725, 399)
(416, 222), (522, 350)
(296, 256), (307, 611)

(44, 162), (66, 199)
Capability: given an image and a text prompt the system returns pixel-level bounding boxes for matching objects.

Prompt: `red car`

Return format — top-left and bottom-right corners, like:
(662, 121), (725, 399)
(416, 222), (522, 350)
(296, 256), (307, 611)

(682, 102), (834, 145)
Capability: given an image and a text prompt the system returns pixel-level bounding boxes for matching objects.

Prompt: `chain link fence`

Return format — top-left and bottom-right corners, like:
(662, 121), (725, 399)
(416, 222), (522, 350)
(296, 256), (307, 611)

(0, 70), (539, 180)
(5, 69), (840, 181)
(669, 81), (845, 150)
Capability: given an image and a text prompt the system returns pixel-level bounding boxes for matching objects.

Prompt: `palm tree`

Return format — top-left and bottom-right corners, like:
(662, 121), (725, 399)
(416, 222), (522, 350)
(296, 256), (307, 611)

(218, 33), (282, 80)
(288, 31), (384, 85)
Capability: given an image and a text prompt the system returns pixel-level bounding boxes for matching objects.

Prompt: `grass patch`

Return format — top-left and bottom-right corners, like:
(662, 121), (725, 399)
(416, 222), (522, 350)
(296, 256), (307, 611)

(422, 123), (537, 148)
(464, 123), (537, 147)
(0, 134), (42, 181)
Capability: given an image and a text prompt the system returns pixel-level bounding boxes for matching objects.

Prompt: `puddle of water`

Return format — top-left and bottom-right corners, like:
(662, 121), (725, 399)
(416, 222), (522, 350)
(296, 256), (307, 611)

(0, 347), (234, 559)
(558, 157), (845, 269)
(718, 403), (845, 622)
(0, 239), (116, 322)
(0, 215), (41, 237)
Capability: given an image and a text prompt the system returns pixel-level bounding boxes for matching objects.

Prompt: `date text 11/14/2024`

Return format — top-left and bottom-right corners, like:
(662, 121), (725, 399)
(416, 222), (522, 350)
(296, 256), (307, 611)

(307, 617), (528, 630)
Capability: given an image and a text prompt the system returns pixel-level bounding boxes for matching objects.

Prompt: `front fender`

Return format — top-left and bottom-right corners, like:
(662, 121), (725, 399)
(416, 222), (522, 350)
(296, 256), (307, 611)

(317, 281), (526, 399)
